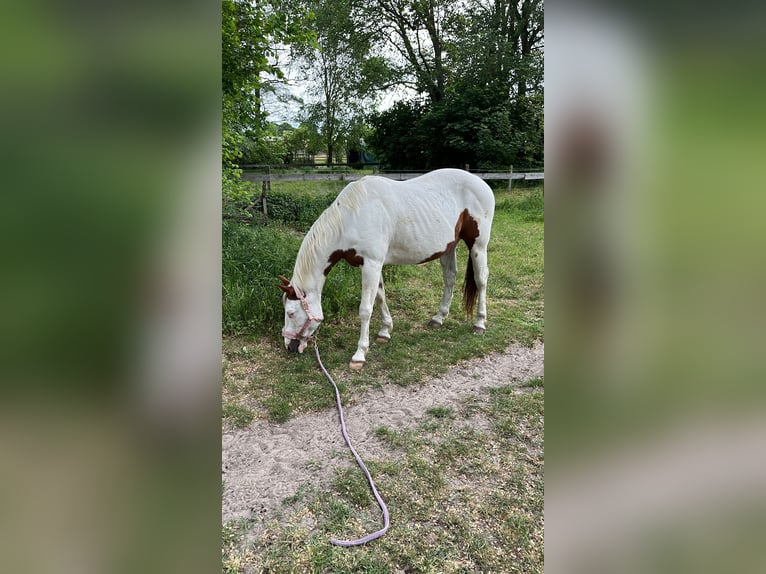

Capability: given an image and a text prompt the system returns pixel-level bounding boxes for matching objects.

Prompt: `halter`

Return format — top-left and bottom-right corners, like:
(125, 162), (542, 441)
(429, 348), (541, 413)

(281, 283), (322, 350)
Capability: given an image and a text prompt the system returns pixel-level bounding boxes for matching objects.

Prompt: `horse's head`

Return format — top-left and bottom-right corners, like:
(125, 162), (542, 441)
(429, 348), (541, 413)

(278, 275), (323, 353)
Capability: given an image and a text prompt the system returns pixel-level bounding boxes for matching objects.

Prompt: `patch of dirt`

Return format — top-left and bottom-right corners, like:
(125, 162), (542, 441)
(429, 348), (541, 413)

(221, 342), (543, 525)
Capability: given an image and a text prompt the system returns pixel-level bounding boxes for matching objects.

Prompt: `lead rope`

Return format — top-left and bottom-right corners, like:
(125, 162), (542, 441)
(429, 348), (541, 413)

(312, 339), (390, 546)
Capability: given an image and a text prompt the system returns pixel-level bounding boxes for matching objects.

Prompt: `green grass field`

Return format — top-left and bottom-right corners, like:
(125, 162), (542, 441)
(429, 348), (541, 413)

(222, 181), (543, 573)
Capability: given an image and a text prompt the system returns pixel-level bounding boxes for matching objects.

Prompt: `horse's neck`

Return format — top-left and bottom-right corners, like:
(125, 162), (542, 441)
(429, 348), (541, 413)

(293, 264), (327, 297)
(292, 227), (339, 297)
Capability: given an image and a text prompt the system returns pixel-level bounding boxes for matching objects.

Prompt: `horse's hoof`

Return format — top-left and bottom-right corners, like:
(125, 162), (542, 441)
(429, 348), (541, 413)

(349, 361), (365, 370)
(472, 326), (486, 334)
(428, 319), (442, 328)
(376, 336), (390, 343)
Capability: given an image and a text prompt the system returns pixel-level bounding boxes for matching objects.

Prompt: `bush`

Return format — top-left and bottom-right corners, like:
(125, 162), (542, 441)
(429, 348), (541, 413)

(265, 190), (337, 231)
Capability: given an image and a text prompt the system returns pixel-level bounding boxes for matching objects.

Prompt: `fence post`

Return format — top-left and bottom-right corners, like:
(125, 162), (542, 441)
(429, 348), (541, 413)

(261, 165), (270, 216)
(508, 165), (513, 191)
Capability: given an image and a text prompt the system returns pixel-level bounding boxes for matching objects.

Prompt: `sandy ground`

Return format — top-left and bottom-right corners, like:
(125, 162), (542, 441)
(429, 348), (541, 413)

(222, 342), (544, 525)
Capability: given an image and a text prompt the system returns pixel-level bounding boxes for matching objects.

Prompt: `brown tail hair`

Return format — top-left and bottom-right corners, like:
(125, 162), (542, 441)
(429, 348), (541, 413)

(462, 253), (478, 318)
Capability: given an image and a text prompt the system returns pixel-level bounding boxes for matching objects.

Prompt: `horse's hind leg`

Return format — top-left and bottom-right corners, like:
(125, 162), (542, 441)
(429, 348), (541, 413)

(471, 243), (490, 333)
(375, 277), (393, 342)
(350, 260), (383, 369)
(429, 248), (458, 327)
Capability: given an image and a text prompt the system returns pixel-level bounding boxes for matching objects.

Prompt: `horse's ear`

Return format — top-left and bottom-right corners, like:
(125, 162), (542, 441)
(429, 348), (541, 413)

(278, 282), (298, 300)
(278, 275), (290, 285)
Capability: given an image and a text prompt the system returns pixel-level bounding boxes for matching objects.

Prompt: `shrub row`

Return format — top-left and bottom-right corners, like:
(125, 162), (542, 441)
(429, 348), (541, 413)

(265, 190), (337, 232)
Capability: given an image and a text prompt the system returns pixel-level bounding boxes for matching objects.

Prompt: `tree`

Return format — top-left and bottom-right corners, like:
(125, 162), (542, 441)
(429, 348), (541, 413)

(221, 0), (313, 215)
(368, 100), (428, 169)
(294, 0), (387, 165)
(368, 0), (453, 103)
(367, 0), (544, 170)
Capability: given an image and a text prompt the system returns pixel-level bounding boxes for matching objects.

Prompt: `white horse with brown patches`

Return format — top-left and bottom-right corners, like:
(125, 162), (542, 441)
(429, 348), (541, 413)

(279, 168), (495, 369)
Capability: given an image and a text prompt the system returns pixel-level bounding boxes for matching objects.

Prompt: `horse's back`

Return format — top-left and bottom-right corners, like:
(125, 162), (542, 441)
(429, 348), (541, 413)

(342, 169), (494, 265)
(358, 169), (494, 216)
(401, 169), (494, 225)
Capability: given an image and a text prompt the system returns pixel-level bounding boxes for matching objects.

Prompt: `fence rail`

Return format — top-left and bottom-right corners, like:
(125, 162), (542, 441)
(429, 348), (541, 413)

(241, 171), (544, 183)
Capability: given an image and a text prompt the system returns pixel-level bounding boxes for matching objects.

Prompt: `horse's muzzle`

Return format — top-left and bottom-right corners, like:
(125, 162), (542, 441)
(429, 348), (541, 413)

(287, 339), (301, 353)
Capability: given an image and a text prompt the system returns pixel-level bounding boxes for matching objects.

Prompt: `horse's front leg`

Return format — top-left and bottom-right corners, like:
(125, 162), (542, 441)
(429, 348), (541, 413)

(350, 261), (383, 369)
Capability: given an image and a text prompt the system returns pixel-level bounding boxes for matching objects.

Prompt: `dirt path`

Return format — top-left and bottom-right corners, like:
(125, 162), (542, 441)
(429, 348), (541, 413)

(222, 342), (544, 525)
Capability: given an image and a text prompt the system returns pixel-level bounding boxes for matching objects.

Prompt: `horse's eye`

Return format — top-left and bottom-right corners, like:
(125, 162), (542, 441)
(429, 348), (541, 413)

(288, 312), (295, 318)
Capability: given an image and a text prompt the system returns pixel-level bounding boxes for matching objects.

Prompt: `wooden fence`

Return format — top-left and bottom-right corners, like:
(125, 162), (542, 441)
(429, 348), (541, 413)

(241, 170), (544, 184)
(230, 168), (543, 220)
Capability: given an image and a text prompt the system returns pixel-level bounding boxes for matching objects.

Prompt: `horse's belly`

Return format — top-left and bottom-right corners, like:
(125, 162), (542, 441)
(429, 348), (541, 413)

(385, 231), (455, 265)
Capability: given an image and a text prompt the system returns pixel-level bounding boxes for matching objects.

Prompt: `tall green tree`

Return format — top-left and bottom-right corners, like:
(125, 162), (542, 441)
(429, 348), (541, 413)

(367, 0), (544, 169)
(294, 0), (389, 165)
(221, 0), (313, 213)
(369, 0), (454, 103)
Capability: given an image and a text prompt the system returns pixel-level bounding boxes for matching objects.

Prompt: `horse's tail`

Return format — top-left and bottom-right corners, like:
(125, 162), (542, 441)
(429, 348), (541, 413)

(462, 252), (478, 319)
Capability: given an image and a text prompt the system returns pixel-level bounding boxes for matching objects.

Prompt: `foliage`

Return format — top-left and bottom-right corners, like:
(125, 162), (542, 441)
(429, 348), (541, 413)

(222, 220), (301, 334)
(495, 183), (544, 222)
(265, 189), (337, 231)
(364, 0), (453, 102)
(222, 125), (253, 218)
(222, 0), (313, 138)
(222, 0), (314, 210)
(293, 0), (391, 165)
(365, 0), (544, 170)
(221, 0), (543, 202)
(368, 83), (543, 170)
(365, 100), (427, 170)
(281, 123), (322, 163)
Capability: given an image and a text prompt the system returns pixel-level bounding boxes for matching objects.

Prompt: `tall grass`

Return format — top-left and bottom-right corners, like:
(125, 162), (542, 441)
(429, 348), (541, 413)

(222, 221), (301, 334)
(494, 185), (544, 222)
(265, 190), (338, 231)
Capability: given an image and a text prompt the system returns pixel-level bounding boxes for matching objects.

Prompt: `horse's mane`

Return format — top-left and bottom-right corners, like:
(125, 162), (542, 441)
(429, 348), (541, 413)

(292, 179), (368, 287)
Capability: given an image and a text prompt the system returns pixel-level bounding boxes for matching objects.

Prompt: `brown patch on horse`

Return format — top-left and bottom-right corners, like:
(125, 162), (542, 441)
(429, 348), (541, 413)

(458, 209), (480, 249)
(325, 249), (365, 276)
(419, 250), (451, 264)
(278, 283), (298, 300)
(419, 209), (481, 263)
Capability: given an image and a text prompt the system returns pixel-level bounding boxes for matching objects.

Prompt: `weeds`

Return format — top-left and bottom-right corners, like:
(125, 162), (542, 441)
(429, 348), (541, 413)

(222, 403), (254, 429)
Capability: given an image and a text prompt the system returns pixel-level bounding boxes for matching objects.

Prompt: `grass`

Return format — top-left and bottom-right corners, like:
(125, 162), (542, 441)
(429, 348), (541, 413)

(222, 403), (254, 429)
(222, 382), (544, 573)
(221, 181), (544, 570)
(222, 182), (543, 426)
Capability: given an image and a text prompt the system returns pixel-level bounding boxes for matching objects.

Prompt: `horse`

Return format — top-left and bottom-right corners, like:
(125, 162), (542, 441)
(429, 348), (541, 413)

(278, 168), (495, 369)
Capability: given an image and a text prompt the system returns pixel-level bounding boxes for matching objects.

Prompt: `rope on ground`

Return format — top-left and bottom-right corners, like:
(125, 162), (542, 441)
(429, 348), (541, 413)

(313, 340), (390, 547)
